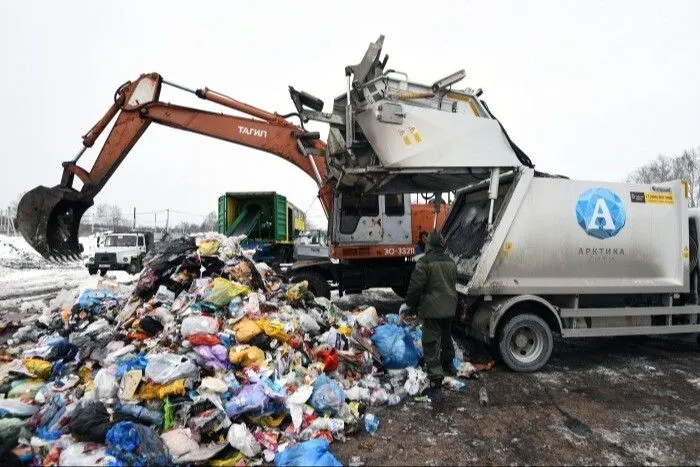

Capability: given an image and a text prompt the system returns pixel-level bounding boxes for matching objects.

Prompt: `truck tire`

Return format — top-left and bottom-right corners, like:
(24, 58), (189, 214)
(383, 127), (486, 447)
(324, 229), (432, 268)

(88, 267), (97, 276)
(289, 271), (330, 299)
(497, 313), (553, 372)
(128, 260), (141, 275)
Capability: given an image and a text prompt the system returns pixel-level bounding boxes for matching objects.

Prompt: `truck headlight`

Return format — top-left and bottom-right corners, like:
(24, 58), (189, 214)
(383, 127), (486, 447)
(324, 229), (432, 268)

(123, 257), (129, 263)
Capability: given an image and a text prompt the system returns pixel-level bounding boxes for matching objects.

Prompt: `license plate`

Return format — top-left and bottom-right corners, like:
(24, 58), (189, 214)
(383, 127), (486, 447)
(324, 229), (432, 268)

(99, 264), (110, 268)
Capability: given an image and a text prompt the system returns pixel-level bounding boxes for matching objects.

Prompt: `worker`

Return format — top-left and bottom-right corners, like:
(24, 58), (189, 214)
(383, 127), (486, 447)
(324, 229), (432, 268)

(414, 230), (429, 255)
(404, 230), (458, 404)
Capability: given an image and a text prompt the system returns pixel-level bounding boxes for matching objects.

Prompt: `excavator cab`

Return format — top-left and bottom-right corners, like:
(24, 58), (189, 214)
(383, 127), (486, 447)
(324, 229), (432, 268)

(17, 185), (93, 259)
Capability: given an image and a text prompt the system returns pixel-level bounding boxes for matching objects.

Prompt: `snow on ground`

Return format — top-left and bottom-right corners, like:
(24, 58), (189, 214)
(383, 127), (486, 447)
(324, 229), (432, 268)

(0, 234), (100, 313)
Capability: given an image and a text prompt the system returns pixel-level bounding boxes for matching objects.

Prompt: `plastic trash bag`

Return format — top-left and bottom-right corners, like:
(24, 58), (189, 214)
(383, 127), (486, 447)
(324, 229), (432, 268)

(225, 382), (269, 419)
(161, 427), (199, 458)
(274, 439), (342, 467)
(144, 353), (199, 384)
(310, 374), (345, 415)
(371, 324), (419, 369)
(59, 443), (109, 466)
(198, 238), (221, 256)
(181, 315), (220, 337)
(256, 319), (290, 342)
(106, 421), (170, 466)
(138, 379), (187, 401)
(404, 367), (429, 396)
(193, 344), (229, 371)
(7, 379), (44, 399)
(77, 289), (119, 315)
(0, 418), (28, 456)
(286, 281), (307, 302)
(286, 385), (313, 430)
(227, 423), (261, 458)
(407, 327), (423, 358)
(115, 353), (148, 379)
(298, 312), (320, 333)
(356, 306), (379, 328)
(69, 401), (112, 443)
(228, 345), (265, 368)
(233, 318), (262, 343)
(21, 358), (53, 379)
(203, 278), (249, 308)
(92, 369), (119, 401)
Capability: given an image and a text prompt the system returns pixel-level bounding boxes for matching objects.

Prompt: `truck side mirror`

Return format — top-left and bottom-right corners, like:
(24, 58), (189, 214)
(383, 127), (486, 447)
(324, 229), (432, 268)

(78, 243), (84, 253)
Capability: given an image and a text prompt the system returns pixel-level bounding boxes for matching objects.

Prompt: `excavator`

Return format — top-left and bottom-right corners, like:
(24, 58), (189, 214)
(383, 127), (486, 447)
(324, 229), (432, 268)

(17, 71), (448, 297)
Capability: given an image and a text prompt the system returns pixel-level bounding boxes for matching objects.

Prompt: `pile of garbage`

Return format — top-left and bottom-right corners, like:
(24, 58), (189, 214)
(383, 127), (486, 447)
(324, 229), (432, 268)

(0, 233), (485, 466)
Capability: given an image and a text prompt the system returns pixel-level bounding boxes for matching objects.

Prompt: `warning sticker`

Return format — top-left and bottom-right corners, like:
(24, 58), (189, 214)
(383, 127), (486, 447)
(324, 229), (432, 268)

(399, 129), (412, 146)
(630, 191), (674, 205)
(408, 126), (423, 144)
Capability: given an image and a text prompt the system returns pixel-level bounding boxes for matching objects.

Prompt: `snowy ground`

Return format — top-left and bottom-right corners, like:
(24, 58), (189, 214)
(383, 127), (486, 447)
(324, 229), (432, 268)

(0, 234), (136, 313)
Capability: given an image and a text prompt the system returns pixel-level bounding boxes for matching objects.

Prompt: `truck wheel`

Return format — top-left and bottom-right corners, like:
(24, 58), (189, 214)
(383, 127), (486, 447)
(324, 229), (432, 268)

(88, 267), (97, 276)
(128, 261), (141, 275)
(289, 271), (330, 299)
(498, 313), (553, 372)
(99, 269), (108, 277)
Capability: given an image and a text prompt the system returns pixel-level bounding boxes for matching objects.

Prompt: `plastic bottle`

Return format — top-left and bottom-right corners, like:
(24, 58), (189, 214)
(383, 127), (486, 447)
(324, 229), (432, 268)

(364, 413), (379, 435)
(479, 387), (489, 406)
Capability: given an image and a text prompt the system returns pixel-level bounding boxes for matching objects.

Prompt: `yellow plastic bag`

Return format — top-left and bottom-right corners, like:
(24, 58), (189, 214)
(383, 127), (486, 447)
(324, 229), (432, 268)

(22, 358), (53, 379)
(209, 452), (246, 467)
(232, 318), (262, 343)
(286, 281), (308, 302)
(138, 378), (187, 400)
(198, 239), (221, 256)
(256, 319), (290, 343)
(336, 325), (352, 336)
(228, 346), (265, 368)
(205, 278), (250, 307)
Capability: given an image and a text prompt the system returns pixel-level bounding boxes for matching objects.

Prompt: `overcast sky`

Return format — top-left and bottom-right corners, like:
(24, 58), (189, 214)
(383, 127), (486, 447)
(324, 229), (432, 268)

(1, 0), (698, 228)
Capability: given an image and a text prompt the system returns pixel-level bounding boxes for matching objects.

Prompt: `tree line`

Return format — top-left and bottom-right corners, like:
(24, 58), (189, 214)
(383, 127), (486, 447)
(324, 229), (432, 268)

(626, 147), (700, 206)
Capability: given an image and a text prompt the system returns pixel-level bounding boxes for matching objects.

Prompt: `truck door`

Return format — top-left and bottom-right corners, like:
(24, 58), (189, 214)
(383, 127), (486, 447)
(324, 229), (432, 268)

(333, 192), (382, 244)
(381, 194), (412, 246)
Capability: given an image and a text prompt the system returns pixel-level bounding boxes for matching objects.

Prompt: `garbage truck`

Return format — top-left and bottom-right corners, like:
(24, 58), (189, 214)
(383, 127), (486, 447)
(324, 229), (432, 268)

(303, 35), (699, 371)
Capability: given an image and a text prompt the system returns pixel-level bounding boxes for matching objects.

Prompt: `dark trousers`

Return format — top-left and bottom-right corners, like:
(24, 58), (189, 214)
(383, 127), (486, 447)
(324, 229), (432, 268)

(422, 318), (455, 383)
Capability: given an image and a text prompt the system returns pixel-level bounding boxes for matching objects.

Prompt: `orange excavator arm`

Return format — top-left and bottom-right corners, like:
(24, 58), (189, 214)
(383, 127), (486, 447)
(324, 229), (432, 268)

(17, 73), (332, 258)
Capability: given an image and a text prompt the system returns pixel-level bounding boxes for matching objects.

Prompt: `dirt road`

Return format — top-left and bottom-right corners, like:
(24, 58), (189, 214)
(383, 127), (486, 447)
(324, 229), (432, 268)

(333, 334), (700, 466)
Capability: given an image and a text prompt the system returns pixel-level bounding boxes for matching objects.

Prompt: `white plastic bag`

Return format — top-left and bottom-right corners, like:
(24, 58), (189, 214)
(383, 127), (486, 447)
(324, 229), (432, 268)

(227, 423), (261, 458)
(286, 385), (313, 430)
(298, 313), (320, 333)
(356, 306), (379, 329)
(181, 315), (219, 337)
(145, 353), (199, 384)
(93, 369), (119, 401)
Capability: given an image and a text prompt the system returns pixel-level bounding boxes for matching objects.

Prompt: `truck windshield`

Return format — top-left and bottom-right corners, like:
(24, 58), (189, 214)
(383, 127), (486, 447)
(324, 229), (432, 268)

(105, 236), (137, 247)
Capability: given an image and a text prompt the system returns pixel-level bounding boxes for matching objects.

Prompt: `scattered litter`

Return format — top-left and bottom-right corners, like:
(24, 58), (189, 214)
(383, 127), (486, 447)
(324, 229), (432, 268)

(0, 232), (493, 463)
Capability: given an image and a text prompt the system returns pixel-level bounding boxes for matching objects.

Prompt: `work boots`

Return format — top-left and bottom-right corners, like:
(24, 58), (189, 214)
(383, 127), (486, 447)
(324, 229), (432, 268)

(426, 379), (444, 408)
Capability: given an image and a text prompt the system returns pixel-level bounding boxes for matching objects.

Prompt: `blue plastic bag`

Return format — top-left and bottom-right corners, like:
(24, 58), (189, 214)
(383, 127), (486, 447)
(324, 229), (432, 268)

(274, 439), (342, 467)
(225, 382), (269, 419)
(407, 327), (423, 358)
(371, 324), (419, 369)
(106, 421), (169, 466)
(310, 374), (345, 415)
(77, 289), (119, 315)
(115, 354), (148, 379)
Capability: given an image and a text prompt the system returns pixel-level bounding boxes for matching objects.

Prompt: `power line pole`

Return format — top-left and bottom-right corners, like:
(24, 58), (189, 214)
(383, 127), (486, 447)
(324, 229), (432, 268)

(165, 208), (170, 233)
(133, 207), (136, 230)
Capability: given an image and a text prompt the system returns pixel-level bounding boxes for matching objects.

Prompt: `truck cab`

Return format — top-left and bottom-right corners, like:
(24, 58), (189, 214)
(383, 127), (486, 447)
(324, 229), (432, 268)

(87, 231), (154, 276)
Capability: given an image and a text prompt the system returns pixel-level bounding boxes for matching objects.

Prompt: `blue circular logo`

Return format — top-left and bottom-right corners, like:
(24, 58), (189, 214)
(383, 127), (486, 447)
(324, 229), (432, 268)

(575, 188), (626, 239)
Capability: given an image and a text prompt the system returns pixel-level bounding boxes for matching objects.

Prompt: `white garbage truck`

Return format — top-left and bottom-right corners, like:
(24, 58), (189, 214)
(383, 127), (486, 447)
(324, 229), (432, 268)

(301, 35), (700, 371)
(442, 169), (700, 371)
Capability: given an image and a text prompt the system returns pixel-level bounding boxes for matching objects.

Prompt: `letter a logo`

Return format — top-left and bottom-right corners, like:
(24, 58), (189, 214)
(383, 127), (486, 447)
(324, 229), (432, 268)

(575, 188), (626, 239)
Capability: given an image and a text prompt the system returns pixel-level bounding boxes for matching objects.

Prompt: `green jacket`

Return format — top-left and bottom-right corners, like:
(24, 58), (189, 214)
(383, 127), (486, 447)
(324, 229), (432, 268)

(405, 234), (458, 319)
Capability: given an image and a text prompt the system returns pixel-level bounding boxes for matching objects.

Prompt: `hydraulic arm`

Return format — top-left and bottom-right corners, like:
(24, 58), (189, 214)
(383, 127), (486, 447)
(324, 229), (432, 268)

(17, 73), (331, 258)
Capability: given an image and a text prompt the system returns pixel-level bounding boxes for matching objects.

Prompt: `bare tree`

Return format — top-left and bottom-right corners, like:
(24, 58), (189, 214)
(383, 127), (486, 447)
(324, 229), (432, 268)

(107, 205), (124, 229)
(627, 148), (700, 207)
(200, 212), (218, 232)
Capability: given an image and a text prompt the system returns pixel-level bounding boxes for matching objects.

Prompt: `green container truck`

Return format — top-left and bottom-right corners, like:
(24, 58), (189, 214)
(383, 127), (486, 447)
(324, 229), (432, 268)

(217, 191), (306, 265)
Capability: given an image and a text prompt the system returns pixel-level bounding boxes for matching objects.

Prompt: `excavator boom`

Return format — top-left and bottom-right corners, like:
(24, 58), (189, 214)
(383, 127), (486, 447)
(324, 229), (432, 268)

(17, 73), (330, 259)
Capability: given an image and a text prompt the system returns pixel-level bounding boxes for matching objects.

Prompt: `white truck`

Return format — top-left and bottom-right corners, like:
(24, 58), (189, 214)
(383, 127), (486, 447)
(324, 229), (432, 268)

(86, 231), (154, 276)
(306, 35), (700, 371)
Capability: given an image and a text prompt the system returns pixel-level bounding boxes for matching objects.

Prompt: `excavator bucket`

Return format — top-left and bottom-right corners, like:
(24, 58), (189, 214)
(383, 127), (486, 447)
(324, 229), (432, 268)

(17, 185), (93, 260)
